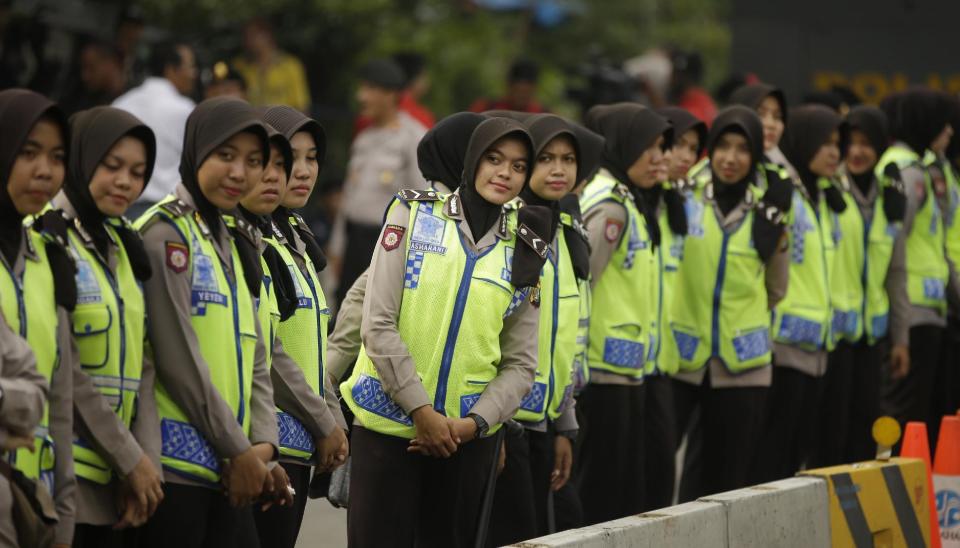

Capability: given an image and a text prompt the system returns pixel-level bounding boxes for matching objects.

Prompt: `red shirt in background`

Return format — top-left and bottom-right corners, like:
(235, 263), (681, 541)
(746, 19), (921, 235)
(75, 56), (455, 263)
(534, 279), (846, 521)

(677, 87), (717, 126)
(354, 91), (436, 137)
(468, 97), (547, 114)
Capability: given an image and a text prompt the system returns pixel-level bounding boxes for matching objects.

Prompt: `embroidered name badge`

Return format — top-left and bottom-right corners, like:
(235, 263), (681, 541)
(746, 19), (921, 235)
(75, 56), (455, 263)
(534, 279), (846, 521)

(604, 219), (623, 243)
(165, 242), (189, 273)
(190, 252), (227, 315)
(75, 259), (102, 304)
(410, 213), (446, 254)
(381, 225), (405, 251)
(286, 265), (313, 309)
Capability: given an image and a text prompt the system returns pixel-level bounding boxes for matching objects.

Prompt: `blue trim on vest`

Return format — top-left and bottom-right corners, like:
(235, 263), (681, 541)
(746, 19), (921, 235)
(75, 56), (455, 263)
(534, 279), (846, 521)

(871, 314), (889, 340)
(777, 315), (824, 348)
(672, 329), (700, 361)
(277, 412), (316, 455)
(460, 393), (482, 417)
(732, 328), (770, 362)
(519, 381), (548, 413)
(160, 418), (221, 474)
(602, 337), (645, 369)
(351, 375), (412, 425)
(831, 309), (861, 340)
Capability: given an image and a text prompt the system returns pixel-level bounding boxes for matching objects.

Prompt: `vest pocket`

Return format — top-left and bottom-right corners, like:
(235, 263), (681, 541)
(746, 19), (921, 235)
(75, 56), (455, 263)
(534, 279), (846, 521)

(602, 323), (646, 369)
(730, 326), (770, 362)
(460, 377), (490, 417)
(670, 323), (701, 363)
(72, 305), (113, 368)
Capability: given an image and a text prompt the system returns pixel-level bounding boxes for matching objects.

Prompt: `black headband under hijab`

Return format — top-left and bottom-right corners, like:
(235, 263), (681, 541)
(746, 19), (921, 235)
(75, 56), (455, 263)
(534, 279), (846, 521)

(417, 112), (486, 190)
(66, 106), (157, 281)
(0, 88), (76, 308)
(730, 83), (789, 128)
(261, 105), (329, 273)
(707, 106), (765, 215)
(886, 87), (951, 156)
(585, 102), (674, 248)
(181, 97), (270, 298)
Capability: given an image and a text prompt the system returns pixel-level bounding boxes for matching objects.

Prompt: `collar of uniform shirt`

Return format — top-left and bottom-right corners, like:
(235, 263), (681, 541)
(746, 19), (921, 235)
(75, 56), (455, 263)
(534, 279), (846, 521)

(443, 190), (510, 241)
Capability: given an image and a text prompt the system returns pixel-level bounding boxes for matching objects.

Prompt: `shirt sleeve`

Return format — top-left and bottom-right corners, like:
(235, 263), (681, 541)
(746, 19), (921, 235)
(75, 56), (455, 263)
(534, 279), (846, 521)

(583, 201), (627, 290)
(0, 312), (46, 439)
(886, 228), (910, 347)
(51, 308), (76, 546)
(270, 339), (338, 439)
(327, 268), (367, 383)
(359, 202), (432, 414)
(141, 221), (252, 459)
(467, 296), (539, 428)
(132, 345), (163, 474)
(764, 233), (790, 309)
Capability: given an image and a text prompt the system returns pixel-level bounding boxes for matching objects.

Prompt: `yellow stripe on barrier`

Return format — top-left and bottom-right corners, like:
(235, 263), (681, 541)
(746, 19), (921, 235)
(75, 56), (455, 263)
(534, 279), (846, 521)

(801, 457), (930, 548)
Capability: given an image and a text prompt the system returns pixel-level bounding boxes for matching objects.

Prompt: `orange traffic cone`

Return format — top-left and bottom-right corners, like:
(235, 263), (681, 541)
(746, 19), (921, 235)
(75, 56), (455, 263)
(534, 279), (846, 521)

(902, 421), (941, 548)
(934, 416), (960, 547)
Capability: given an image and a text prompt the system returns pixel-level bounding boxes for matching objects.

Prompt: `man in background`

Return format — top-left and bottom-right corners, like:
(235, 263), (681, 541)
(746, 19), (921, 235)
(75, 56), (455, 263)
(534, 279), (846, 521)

(469, 58), (547, 113)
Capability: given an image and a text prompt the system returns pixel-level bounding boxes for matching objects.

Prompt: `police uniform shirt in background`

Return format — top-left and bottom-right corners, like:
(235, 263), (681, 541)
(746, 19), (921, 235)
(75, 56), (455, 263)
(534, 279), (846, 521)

(670, 106), (789, 501)
(325, 112), (487, 386)
(341, 117), (541, 548)
(576, 103), (671, 525)
(811, 104), (910, 467)
(331, 60), (429, 305)
(0, 303), (48, 548)
(55, 106), (164, 546)
(135, 98), (278, 548)
(752, 105), (846, 484)
(879, 89), (959, 447)
(0, 88), (78, 547)
(488, 113), (589, 546)
(730, 83), (798, 183)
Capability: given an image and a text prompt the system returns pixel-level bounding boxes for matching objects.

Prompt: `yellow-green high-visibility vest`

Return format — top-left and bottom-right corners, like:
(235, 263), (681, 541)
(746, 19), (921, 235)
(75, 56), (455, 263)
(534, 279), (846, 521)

(135, 197), (258, 484)
(0, 229), (60, 494)
(341, 192), (525, 439)
(579, 172), (658, 380)
(649, 198), (683, 375)
(69, 220), (146, 484)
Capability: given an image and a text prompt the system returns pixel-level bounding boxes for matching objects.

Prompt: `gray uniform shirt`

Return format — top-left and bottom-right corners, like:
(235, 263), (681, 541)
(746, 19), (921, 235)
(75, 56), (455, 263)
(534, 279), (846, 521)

(673, 184), (787, 388)
(140, 186), (278, 487)
(0, 305), (47, 548)
(53, 194), (162, 526)
(359, 190), (539, 429)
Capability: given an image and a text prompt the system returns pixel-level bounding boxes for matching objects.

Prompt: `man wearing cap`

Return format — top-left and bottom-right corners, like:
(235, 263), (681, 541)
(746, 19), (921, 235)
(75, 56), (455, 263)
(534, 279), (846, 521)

(331, 58), (428, 304)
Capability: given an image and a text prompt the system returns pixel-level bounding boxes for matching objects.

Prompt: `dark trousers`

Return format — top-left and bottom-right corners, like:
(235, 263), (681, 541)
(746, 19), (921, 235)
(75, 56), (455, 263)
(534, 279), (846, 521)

(487, 427), (555, 546)
(140, 483), (245, 548)
(641, 375), (676, 510)
(74, 523), (132, 548)
(672, 377), (768, 499)
(883, 324), (947, 448)
(676, 407), (703, 503)
(811, 339), (884, 467)
(576, 383), (645, 525)
(336, 221), (382, 305)
(347, 425), (498, 548)
(935, 316), (960, 442)
(252, 463), (311, 548)
(751, 366), (822, 484)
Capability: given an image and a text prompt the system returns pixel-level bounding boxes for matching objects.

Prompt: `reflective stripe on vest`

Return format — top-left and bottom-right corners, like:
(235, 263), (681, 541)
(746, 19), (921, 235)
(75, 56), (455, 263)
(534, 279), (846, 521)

(0, 229), (59, 492)
(69, 224), (146, 484)
(135, 198), (257, 484)
(668, 184), (772, 373)
(580, 172), (658, 379)
(341, 196), (522, 439)
(515, 227), (580, 424)
(772, 187), (832, 351)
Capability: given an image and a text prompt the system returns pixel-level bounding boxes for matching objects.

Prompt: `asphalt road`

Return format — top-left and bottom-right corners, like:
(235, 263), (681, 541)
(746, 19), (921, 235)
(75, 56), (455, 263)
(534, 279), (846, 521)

(295, 499), (348, 547)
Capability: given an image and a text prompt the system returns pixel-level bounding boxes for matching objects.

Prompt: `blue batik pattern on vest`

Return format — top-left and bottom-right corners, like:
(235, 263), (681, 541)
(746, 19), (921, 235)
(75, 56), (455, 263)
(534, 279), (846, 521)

(460, 393), (482, 417)
(778, 315), (824, 347)
(603, 337), (645, 369)
(277, 412), (316, 454)
(791, 194), (813, 264)
(519, 381), (548, 413)
(404, 251), (425, 289)
(160, 418), (221, 473)
(732, 328), (770, 361)
(672, 329), (700, 361)
(351, 375), (413, 425)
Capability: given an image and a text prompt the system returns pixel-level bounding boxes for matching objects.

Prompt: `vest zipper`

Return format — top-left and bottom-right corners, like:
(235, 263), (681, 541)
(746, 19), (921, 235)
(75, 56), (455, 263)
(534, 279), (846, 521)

(546, 246), (559, 419)
(710, 231), (731, 358)
(99, 256), (127, 414)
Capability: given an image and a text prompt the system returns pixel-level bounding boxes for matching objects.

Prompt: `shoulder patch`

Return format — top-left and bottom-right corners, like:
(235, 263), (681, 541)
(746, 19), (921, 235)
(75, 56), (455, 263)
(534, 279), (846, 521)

(381, 224), (405, 251)
(516, 223), (549, 259)
(397, 189), (443, 202)
(232, 215), (258, 245)
(165, 241), (189, 273)
(612, 183), (630, 201)
(605, 219), (624, 243)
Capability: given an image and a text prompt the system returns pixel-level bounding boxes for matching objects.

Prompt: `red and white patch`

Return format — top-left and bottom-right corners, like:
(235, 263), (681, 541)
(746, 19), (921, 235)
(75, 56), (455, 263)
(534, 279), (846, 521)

(381, 225), (405, 251)
(604, 219), (623, 243)
(165, 242), (189, 273)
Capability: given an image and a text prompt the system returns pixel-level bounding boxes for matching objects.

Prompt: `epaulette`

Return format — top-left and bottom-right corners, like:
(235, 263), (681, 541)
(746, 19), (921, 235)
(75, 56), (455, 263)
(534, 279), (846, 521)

(288, 212), (315, 235)
(516, 223), (549, 259)
(232, 215), (259, 246)
(674, 177), (698, 194)
(160, 199), (190, 218)
(396, 188), (443, 202)
(612, 183), (631, 201)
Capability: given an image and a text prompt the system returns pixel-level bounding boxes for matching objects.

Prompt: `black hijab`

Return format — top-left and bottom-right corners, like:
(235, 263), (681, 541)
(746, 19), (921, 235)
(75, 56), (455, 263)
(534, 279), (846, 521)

(657, 106), (708, 156)
(520, 114), (578, 234)
(181, 97), (270, 297)
(730, 83), (789, 128)
(885, 87), (950, 156)
(707, 106), (764, 215)
(262, 105), (329, 273)
(781, 104), (848, 210)
(0, 89), (69, 266)
(417, 112), (486, 191)
(66, 107), (156, 280)
(585, 102), (674, 248)
(562, 123), (603, 280)
(846, 105), (889, 195)
(460, 117), (534, 239)
(570, 123), (605, 185)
